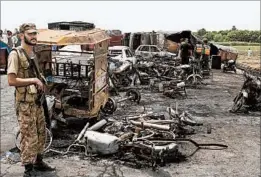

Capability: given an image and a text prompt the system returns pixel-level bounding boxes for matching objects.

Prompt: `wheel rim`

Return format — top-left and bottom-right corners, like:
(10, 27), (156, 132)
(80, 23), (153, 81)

(126, 89), (141, 104)
(101, 97), (117, 115)
(231, 95), (244, 112)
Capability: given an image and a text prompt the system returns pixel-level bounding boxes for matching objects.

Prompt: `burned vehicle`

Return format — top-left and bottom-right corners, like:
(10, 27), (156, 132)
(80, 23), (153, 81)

(34, 29), (115, 126)
(230, 72), (261, 113)
(135, 45), (176, 59)
(215, 44), (238, 73)
(107, 47), (141, 92)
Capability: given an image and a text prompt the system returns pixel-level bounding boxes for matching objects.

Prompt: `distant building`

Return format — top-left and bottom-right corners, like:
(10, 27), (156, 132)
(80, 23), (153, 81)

(48, 21), (95, 31)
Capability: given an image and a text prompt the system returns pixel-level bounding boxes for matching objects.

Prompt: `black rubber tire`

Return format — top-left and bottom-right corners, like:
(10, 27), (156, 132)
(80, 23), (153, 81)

(100, 97), (117, 115)
(126, 89), (141, 104)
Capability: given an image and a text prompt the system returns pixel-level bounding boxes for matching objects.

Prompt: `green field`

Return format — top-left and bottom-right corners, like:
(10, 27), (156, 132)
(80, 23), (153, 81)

(232, 45), (260, 51)
(234, 45), (260, 70)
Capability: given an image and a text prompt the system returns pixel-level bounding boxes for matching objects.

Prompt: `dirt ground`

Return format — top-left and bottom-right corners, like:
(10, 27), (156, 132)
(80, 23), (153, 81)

(0, 69), (260, 177)
(236, 47), (260, 71)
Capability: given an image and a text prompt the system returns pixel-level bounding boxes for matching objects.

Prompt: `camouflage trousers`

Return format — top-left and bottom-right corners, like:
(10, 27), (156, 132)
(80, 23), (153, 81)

(16, 102), (46, 165)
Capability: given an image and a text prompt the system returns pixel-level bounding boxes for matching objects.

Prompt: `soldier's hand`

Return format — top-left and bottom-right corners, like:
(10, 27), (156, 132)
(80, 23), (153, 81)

(33, 78), (44, 91)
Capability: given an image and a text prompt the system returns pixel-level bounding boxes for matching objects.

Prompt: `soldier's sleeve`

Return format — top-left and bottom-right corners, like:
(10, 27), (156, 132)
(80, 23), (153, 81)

(7, 51), (19, 75)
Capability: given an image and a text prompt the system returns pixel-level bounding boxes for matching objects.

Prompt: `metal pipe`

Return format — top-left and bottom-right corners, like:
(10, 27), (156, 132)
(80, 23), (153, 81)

(130, 120), (170, 131)
(88, 119), (108, 131)
(146, 120), (176, 124)
(117, 96), (134, 103)
(76, 122), (90, 142)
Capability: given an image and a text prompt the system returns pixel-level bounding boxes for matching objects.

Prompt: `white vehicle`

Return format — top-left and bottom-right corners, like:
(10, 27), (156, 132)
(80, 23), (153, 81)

(135, 45), (176, 59)
(108, 46), (137, 64)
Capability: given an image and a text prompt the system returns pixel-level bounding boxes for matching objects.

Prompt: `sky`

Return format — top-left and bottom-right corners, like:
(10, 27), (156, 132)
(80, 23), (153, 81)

(1, 1), (260, 33)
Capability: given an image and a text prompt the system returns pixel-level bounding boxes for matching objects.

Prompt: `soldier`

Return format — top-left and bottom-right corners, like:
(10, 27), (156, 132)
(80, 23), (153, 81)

(7, 23), (55, 177)
(179, 38), (192, 64)
(201, 38), (211, 70)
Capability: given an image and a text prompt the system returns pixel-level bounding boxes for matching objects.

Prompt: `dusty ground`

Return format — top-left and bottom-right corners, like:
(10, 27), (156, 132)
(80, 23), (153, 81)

(236, 47), (260, 71)
(0, 69), (260, 177)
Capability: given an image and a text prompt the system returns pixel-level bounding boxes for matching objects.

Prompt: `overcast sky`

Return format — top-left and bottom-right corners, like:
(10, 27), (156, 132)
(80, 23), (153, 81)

(1, 1), (260, 33)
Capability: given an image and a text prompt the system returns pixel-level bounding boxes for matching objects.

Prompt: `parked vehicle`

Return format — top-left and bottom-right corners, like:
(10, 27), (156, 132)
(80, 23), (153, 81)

(135, 45), (176, 59)
(106, 30), (123, 47)
(35, 28), (116, 125)
(230, 72), (261, 113)
(222, 59), (237, 73)
(108, 46), (137, 64)
(108, 58), (140, 91)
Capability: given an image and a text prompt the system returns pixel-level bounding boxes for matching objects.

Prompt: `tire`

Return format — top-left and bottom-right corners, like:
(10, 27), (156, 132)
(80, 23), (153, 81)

(100, 97), (117, 115)
(15, 128), (53, 153)
(231, 94), (244, 112)
(126, 89), (141, 104)
(186, 74), (203, 87)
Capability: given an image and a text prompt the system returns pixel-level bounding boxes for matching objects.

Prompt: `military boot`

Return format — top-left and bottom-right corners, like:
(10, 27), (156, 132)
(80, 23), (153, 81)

(24, 164), (37, 177)
(33, 154), (55, 171)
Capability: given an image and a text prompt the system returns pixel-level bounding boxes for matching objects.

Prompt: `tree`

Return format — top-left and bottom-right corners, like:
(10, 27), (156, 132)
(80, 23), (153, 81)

(203, 32), (215, 41)
(197, 28), (207, 36)
(231, 25), (237, 31)
(213, 34), (223, 42)
(227, 31), (238, 41)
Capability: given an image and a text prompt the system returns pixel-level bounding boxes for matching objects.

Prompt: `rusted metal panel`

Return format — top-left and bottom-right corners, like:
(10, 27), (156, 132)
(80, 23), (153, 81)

(165, 40), (179, 53)
(36, 28), (110, 119)
(88, 40), (109, 116)
(35, 45), (52, 71)
(64, 107), (95, 118)
(37, 29), (110, 45)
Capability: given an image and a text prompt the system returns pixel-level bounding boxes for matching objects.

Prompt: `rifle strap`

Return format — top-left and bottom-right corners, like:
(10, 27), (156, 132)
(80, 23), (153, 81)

(19, 48), (41, 77)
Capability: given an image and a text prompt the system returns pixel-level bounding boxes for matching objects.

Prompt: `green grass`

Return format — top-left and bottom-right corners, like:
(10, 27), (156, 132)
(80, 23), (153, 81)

(232, 45), (260, 51)
(215, 42), (260, 46)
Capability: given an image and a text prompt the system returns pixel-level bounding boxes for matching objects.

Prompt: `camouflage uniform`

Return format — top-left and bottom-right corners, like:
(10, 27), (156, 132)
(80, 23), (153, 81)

(8, 46), (46, 165)
(201, 43), (211, 70)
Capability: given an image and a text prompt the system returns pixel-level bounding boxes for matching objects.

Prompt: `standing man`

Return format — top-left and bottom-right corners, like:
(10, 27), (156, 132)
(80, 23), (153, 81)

(7, 23), (55, 177)
(12, 31), (21, 47)
(6, 30), (13, 48)
(247, 48), (252, 59)
(179, 38), (191, 64)
(200, 38), (211, 71)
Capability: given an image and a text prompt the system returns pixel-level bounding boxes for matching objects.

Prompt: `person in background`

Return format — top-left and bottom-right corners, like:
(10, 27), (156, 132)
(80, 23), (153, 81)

(12, 31), (21, 47)
(6, 30), (13, 48)
(1, 30), (8, 44)
(247, 48), (252, 59)
(179, 38), (192, 64)
(0, 29), (3, 41)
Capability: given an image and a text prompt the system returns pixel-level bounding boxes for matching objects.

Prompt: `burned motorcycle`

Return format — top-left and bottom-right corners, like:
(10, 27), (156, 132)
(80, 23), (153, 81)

(185, 57), (203, 87)
(133, 55), (161, 85)
(108, 58), (141, 92)
(230, 72), (261, 113)
(223, 59), (237, 73)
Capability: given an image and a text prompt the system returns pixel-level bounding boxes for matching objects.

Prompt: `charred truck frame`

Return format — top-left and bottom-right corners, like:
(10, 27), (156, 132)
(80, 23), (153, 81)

(35, 29), (113, 122)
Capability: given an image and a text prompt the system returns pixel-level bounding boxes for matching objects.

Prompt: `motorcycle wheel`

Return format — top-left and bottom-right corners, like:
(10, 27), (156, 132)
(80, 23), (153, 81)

(231, 94), (244, 112)
(126, 89), (141, 104)
(100, 97), (117, 115)
(186, 75), (203, 88)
